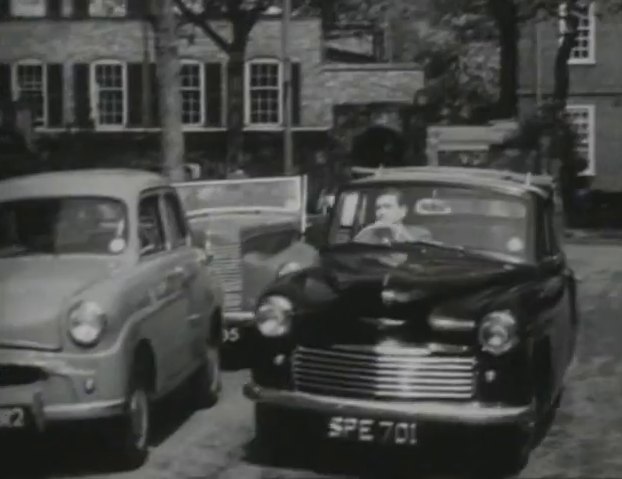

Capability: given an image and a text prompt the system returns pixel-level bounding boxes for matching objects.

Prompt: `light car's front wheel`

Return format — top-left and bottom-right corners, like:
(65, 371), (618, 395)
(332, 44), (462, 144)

(107, 362), (152, 469)
(192, 330), (222, 409)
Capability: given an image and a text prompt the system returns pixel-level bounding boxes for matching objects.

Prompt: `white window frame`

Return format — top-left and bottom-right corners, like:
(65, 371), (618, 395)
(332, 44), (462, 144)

(179, 59), (205, 127)
(10, 0), (46, 17)
(90, 60), (128, 130)
(245, 59), (283, 128)
(566, 104), (595, 176)
(12, 59), (48, 128)
(559, 2), (596, 65)
(88, 0), (127, 17)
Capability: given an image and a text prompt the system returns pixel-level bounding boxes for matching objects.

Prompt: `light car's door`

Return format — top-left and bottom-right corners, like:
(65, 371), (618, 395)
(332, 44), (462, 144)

(160, 190), (212, 369)
(136, 190), (189, 387)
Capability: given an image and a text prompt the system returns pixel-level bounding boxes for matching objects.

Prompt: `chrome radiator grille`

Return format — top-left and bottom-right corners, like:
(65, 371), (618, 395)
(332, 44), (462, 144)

(292, 345), (476, 401)
(211, 242), (243, 311)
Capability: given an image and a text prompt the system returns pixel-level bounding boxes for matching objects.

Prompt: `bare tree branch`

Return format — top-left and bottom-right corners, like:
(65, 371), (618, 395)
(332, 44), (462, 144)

(172, 0), (232, 52)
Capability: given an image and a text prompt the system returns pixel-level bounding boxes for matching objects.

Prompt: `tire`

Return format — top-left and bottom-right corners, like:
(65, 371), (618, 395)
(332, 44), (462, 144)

(469, 427), (532, 478)
(109, 362), (152, 470)
(191, 335), (221, 409)
(253, 404), (307, 466)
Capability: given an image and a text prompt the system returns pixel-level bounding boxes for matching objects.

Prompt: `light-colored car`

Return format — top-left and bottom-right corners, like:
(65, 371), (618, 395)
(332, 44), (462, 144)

(0, 169), (223, 468)
(174, 175), (318, 362)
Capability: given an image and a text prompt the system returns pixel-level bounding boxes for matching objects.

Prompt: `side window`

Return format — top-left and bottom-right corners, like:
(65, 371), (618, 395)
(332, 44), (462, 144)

(163, 192), (189, 248)
(138, 195), (166, 256)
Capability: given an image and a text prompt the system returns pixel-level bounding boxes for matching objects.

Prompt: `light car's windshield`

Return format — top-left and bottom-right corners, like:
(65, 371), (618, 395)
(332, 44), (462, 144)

(0, 196), (128, 257)
(328, 184), (531, 261)
(175, 177), (302, 214)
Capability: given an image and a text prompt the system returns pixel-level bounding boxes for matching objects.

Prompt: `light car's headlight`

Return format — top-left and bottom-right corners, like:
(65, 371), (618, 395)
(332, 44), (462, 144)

(68, 301), (107, 347)
(478, 310), (518, 355)
(277, 261), (302, 278)
(256, 295), (293, 337)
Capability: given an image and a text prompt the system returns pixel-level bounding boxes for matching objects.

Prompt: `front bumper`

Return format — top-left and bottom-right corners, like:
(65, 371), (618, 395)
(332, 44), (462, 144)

(0, 348), (129, 431)
(224, 311), (254, 327)
(243, 382), (535, 427)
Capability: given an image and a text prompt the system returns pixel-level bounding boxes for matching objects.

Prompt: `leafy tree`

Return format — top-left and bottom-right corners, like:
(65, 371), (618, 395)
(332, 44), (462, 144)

(172, 0), (319, 173)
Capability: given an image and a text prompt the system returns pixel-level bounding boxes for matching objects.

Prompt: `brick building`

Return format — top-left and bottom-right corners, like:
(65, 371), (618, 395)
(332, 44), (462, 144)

(519, 4), (622, 192)
(0, 0), (423, 177)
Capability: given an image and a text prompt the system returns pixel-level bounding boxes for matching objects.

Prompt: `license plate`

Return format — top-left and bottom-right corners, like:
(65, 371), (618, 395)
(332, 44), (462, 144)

(223, 327), (241, 343)
(0, 407), (26, 429)
(327, 416), (417, 446)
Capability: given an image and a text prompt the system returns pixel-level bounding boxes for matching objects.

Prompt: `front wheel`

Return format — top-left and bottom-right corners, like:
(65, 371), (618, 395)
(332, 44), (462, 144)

(192, 339), (221, 409)
(107, 366), (151, 469)
(468, 427), (532, 478)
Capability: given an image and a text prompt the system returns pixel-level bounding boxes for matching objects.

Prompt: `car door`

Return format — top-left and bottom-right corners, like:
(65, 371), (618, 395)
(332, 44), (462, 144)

(136, 190), (188, 387)
(160, 190), (211, 370)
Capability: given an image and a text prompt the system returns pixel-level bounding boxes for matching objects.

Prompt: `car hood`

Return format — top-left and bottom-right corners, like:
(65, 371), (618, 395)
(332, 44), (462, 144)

(274, 246), (540, 324)
(0, 256), (121, 351)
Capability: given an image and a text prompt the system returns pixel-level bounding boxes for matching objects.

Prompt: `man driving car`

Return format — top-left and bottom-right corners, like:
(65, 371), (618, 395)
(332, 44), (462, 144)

(354, 188), (432, 244)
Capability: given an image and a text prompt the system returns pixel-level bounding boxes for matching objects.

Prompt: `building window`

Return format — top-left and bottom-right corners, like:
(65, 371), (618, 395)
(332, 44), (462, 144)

(566, 104), (595, 175)
(91, 61), (127, 128)
(559, 2), (595, 64)
(180, 61), (204, 125)
(246, 59), (282, 126)
(13, 61), (47, 128)
(89, 0), (126, 17)
(10, 0), (46, 16)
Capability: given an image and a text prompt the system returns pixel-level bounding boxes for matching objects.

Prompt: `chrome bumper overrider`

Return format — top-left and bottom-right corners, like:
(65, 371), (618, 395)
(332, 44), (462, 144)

(243, 383), (535, 426)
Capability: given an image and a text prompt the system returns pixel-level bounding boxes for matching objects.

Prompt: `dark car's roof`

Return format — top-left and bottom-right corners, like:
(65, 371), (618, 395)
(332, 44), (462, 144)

(349, 166), (555, 199)
(0, 169), (170, 202)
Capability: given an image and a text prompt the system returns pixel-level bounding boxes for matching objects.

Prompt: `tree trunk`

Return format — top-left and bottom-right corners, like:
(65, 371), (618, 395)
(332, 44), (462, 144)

(554, 36), (577, 107)
(153, 0), (185, 182)
(225, 45), (246, 175)
(488, 0), (519, 119)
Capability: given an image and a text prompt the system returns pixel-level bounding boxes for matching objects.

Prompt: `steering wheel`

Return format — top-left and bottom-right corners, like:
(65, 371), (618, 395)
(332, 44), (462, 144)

(353, 223), (415, 243)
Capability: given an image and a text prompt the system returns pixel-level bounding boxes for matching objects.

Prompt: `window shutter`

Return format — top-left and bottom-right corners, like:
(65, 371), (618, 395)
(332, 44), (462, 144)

(127, 63), (143, 126)
(0, 63), (11, 104)
(47, 0), (62, 18)
(204, 62), (222, 126)
(73, 63), (91, 127)
(72, 0), (88, 18)
(127, 0), (146, 18)
(291, 62), (301, 126)
(47, 63), (64, 127)
(0, 1), (9, 18)
(149, 63), (160, 127)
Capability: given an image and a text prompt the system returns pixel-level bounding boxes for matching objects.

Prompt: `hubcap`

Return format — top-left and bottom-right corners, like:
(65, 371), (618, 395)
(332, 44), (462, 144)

(129, 388), (149, 450)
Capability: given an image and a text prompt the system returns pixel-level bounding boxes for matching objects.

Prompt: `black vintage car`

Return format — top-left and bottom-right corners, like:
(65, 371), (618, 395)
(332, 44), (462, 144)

(243, 166), (579, 476)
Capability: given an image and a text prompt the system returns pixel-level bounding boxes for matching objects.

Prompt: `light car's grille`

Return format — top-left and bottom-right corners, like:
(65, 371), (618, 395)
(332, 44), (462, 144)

(211, 242), (243, 311)
(0, 365), (46, 386)
(292, 345), (476, 401)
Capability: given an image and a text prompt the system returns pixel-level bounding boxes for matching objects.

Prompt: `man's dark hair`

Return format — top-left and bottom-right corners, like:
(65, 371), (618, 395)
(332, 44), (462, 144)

(377, 187), (406, 207)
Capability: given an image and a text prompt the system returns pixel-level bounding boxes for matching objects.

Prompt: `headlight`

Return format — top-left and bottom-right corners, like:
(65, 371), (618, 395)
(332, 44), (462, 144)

(277, 261), (302, 277)
(478, 310), (518, 355)
(68, 301), (107, 347)
(256, 295), (293, 337)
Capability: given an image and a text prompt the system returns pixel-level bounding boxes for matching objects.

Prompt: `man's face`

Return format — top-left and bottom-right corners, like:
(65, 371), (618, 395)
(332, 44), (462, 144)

(375, 193), (406, 225)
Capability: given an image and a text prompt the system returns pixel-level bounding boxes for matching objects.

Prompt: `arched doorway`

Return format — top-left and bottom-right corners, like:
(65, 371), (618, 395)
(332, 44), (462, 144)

(351, 125), (405, 168)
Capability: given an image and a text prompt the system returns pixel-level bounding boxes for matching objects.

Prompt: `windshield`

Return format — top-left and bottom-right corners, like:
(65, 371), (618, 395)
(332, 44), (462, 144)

(328, 184), (531, 261)
(0, 196), (128, 257)
(175, 176), (303, 215)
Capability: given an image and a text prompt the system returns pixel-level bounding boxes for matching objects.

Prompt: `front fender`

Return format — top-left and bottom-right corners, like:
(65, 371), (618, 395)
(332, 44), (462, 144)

(241, 241), (319, 311)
